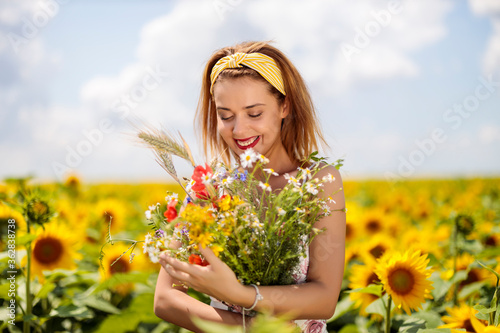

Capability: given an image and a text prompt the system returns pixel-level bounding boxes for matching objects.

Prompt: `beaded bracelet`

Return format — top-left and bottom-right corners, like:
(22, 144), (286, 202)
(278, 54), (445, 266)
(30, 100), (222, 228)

(243, 284), (263, 311)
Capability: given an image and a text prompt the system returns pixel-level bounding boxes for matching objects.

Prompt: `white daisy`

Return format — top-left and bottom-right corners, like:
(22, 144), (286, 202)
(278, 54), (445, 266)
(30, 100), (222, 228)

(258, 154), (270, 164)
(294, 207), (305, 214)
(299, 167), (313, 180)
(305, 182), (319, 195)
(277, 207), (286, 216)
(322, 174), (335, 183)
(144, 210), (152, 220)
(284, 173), (301, 187)
(258, 181), (272, 192)
(240, 149), (258, 168)
(263, 168), (279, 176)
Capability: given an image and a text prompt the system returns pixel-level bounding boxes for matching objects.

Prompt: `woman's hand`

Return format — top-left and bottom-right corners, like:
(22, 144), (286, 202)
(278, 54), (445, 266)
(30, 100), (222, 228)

(158, 246), (245, 305)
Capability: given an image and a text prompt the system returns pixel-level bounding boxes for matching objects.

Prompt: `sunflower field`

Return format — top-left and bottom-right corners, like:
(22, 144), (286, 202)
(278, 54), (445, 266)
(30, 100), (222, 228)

(0, 175), (499, 333)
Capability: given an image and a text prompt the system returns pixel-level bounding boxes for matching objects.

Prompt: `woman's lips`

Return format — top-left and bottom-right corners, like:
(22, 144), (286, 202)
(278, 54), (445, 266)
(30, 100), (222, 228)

(235, 136), (260, 150)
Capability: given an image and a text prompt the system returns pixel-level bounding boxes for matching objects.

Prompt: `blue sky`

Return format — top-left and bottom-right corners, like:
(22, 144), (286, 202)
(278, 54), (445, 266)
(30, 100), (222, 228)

(1, 0), (499, 182)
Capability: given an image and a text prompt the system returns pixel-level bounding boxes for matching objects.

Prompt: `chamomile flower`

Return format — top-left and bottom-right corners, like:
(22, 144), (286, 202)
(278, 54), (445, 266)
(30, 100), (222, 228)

(299, 167), (313, 180)
(322, 174), (336, 183)
(257, 154), (270, 164)
(264, 168), (279, 176)
(220, 176), (235, 187)
(165, 193), (179, 202)
(240, 149), (258, 168)
(295, 207), (305, 214)
(145, 210), (152, 220)
(305, 182), (319, 195)
(284, 174), (301, 187)
(327, 196), (336, 204)
(277, 207), (286, 216)
(259, 181), (272, 192)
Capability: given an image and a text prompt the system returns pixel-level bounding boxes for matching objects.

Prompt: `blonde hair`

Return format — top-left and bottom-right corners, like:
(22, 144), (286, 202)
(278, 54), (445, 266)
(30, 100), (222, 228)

(195, 41), (328, 164)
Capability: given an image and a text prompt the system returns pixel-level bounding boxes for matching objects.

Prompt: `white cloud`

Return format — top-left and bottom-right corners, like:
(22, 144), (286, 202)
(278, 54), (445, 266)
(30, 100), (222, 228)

(478, 124), (500, 143)
(468, 0), (500, 75)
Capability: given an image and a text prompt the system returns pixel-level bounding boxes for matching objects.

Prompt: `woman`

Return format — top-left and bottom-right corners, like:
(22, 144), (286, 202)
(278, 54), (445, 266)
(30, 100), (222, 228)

(154, 41), (346, 332)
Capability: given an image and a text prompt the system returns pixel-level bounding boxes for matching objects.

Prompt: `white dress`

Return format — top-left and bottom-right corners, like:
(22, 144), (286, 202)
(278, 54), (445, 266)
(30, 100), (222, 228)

(210, 244), (328, 333)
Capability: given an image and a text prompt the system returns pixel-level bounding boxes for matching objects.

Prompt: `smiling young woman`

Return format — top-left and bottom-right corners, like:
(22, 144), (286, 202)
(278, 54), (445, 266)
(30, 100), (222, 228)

(153, 41), (346, 333)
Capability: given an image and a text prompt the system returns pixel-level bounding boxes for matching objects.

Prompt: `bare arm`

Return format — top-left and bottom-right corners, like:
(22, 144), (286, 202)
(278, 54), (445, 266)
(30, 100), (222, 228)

(154, 265), (251, 332)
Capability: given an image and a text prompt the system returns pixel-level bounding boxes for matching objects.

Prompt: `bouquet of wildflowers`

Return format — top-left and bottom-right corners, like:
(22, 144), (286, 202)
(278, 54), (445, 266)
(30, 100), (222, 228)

(139, 128), (342, 286)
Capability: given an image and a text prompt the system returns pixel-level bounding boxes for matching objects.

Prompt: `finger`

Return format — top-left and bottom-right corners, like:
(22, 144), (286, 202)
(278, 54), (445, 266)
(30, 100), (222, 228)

(163, 262), (192, 282)
(198, 245), (218, 265)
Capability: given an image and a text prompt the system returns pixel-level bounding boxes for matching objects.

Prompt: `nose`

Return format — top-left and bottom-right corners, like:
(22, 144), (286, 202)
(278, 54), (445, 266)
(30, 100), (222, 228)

(232, 116), (248, 138)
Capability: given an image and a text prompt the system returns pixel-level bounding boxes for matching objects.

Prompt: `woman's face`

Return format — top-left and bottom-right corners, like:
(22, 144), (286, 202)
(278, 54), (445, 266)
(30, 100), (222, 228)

(213, 77), (288, 160)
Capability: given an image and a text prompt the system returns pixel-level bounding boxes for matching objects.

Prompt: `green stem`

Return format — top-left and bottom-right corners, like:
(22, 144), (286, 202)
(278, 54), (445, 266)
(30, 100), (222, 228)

(385, 296), (392, 333)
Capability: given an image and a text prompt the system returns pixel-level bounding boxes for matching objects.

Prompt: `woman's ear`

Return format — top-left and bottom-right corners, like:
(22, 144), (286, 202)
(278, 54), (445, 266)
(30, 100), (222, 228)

(280, 98), (289, 119)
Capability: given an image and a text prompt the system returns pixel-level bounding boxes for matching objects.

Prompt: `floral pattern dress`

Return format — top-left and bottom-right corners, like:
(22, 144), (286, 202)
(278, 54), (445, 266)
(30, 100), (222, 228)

(210, 243), (328, 333)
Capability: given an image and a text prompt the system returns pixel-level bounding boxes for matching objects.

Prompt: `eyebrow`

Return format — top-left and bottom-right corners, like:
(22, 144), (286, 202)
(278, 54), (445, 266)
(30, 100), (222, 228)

(216, 103), (266, 111)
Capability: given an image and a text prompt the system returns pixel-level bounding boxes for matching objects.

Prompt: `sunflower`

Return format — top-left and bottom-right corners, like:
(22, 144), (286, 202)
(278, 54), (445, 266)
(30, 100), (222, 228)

(375, 250), (433, 315)
(439, 304), (487, 332)
(441, 253), (491, 291)
(361, 233), (395, 260)
(22, 221), (82, 281)
(348, 259), (382, 317)
(359, 208), (387, 237)
(93, 198), (128, 235)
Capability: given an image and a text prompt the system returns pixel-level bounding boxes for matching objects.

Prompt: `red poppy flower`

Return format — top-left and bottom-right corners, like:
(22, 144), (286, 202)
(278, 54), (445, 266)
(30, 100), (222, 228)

(191, 164), (213, 199)
(188, 254), (209, 266)
(164, 199), (178, 222)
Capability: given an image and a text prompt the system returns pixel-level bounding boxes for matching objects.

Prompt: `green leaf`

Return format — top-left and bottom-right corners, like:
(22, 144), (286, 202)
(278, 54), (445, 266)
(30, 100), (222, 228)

(49, 304), (94, 319)
(365, 298), (386, 317)
(327, 296), (356, 323)
(416, 329), (452, 333)
(412, 310), (445, 328)
(474, 304), (496, 314)
(338, 324), (360, 333)
(345, 284), (383, 297)
(80, 296), (121, 314)
(15, 233), (37, 246)
(476, 260), (500, 281)
(91, 271), (151, 294)
(458, 281), (487, 299)
(34, 282), (56, 300)
(399, 317), (426, 333)
(93, 293), (161, 333)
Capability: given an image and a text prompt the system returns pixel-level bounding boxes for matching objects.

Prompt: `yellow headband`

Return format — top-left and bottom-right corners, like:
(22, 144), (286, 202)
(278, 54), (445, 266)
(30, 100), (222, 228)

(210, 52), (286, 95)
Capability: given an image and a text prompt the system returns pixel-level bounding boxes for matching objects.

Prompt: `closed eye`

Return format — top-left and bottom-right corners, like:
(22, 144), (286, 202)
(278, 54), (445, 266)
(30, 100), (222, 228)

(249, 113), (262, 118)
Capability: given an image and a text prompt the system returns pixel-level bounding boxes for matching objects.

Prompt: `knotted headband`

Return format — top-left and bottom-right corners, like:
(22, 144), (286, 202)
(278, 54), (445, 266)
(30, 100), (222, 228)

(210, 52), (286, 95)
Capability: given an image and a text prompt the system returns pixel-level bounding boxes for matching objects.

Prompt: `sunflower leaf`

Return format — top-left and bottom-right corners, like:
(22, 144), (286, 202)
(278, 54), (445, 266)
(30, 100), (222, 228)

(345, 284), (382, 297)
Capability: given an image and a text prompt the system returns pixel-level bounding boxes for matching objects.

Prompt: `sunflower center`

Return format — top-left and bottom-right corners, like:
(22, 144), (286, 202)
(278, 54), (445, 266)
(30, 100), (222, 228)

(109, 257), (130, 274)
(33, 237), (63, 264)
(367, 272), (380, 285)
(463, 319), (474, 332)
(345, 224), (353, 239)
(388, 268), (415, 295)
(369, 245), (386, 259)
(366, 219), (382, 233)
